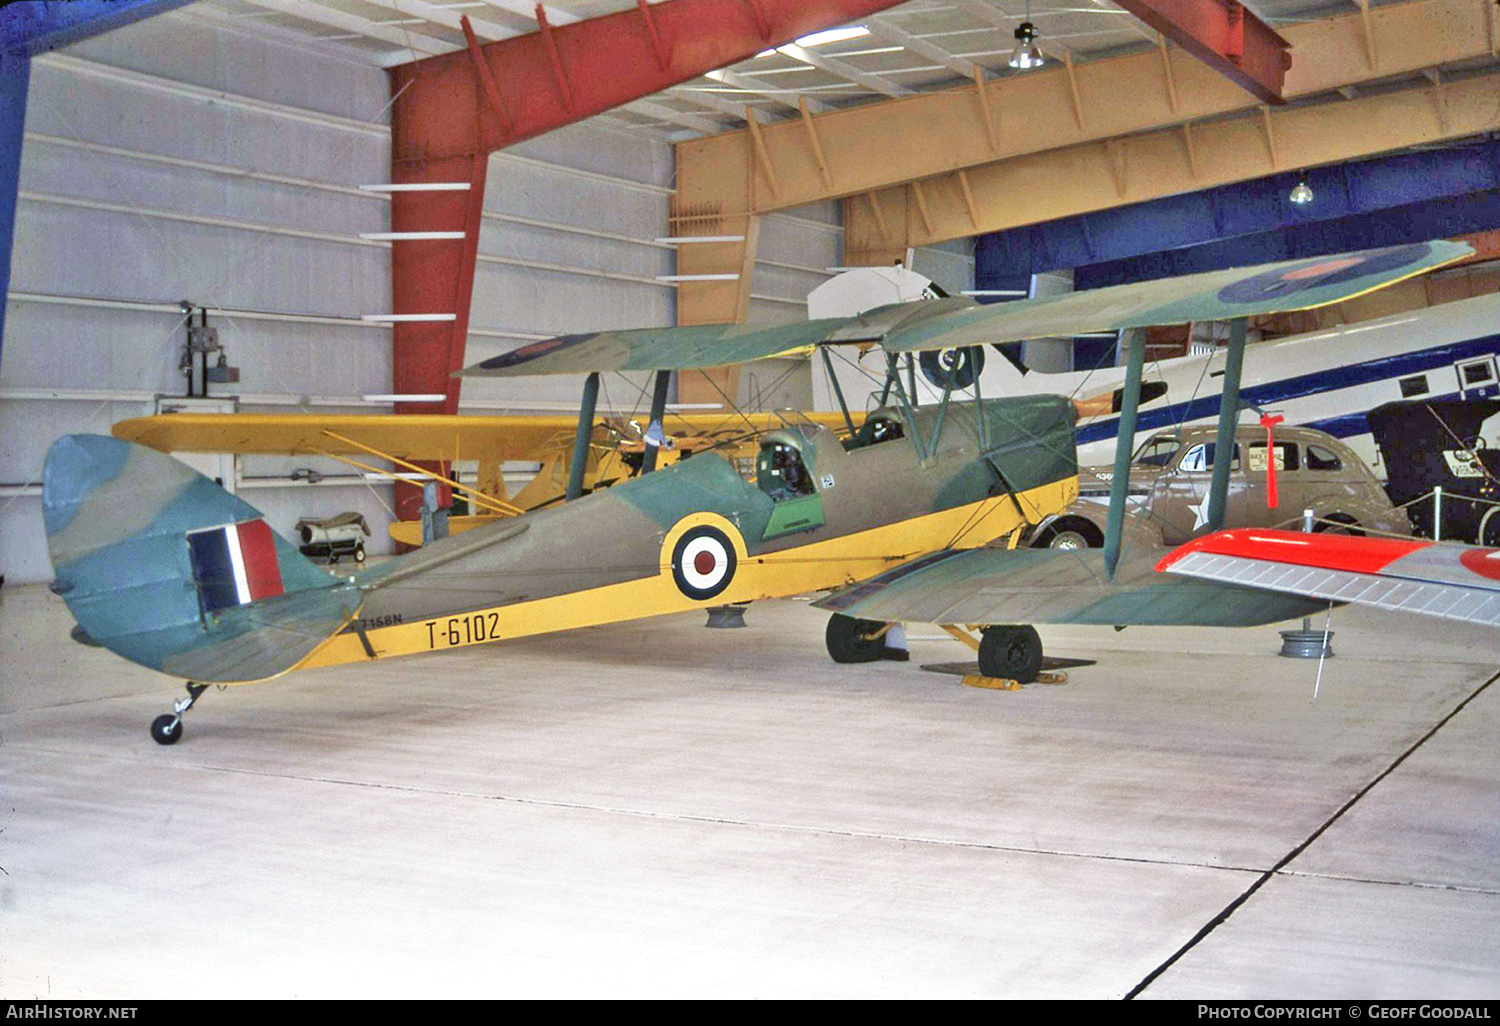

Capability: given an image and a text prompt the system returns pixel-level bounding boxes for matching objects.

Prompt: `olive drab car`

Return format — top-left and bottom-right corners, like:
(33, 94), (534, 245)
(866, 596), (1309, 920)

(1030, 425), (1410, 550)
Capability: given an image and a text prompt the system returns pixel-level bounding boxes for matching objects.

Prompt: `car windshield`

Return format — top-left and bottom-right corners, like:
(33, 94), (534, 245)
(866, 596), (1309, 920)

(1133, 436), (1180, 467)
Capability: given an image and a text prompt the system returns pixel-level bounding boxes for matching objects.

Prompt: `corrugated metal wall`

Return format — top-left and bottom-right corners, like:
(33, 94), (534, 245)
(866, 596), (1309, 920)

(0, 9), (900, 585)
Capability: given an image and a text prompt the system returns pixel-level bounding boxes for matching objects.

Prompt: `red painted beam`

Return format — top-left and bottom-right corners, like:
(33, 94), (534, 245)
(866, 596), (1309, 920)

(1111, 0), (1291, 105)
(385, 0), (906, 520)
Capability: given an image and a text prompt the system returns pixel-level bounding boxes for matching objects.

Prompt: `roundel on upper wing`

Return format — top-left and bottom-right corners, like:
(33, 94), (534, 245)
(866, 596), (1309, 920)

(477, 332), (593, 371)
(1459, 546), (1500, 581)
(671, 525), (737, 601)
(1216, 243), (1431, 306)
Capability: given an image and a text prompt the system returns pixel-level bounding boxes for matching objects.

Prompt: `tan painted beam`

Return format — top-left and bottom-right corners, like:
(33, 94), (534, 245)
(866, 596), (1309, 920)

(1062, 52), (1087, 131)
(843, 68), (1500, 261)
(798, 97), (834, 189)
(865, 190), (894, 244)
(674, 0), (1492, 222)
(972, 68), (999, 154)
(956, 169), (979, 231)
(675, 214), (762, 406)
(1158, 35), (1179, 114)
(744, 106), (780, 197)
(910, 180), (934, 236)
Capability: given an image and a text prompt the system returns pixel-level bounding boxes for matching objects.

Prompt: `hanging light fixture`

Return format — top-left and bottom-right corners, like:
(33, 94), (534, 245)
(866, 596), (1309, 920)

(1289, 174), (1314, 206)
(1010, 1), (1045, 70)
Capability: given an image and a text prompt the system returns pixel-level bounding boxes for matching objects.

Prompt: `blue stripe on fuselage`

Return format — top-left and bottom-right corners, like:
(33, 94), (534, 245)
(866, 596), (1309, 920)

(1075, 332), (1500, 445)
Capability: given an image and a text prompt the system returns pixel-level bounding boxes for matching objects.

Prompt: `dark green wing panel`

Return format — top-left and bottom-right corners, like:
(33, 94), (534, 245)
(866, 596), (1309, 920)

(881, 242), (1471, 351)
(459, 319), (848, 377)
(457, 242), (1466, 375)
(815, 547), (1323, 627)
(979, 396), (1077, 496)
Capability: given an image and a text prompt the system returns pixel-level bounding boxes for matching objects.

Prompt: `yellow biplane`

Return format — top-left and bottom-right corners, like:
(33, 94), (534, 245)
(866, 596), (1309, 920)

(111, 408), (863, 545)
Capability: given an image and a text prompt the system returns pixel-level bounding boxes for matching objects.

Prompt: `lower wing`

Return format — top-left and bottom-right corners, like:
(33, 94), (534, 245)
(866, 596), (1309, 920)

(813, 545), (1324, 627)
(1156, 529), (1500, 628)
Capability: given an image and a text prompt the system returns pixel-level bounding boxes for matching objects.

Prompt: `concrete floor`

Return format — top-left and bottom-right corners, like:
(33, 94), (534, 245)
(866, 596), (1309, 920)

(1, 582), (1496, 998)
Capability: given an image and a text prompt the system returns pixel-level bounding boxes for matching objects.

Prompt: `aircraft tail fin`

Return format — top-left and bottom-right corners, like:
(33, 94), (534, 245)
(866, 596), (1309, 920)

(43, 434), (362, 683)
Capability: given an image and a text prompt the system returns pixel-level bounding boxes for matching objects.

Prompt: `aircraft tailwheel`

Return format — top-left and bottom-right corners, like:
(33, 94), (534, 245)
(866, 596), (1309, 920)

(826, 613), (887, 663)
(978, 625), (1043, 684)
(149, 682), (208, 745)
(151, 714), (183, 746)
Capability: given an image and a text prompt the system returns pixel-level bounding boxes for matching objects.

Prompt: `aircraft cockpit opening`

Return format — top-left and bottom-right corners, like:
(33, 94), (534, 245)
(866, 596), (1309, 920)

(757, 437), (817, 503)
(846, 411), (907, 451)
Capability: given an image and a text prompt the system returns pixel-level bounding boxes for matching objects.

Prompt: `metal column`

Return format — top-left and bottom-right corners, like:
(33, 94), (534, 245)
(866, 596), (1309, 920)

(566, 372), (600, 501)
(1204, 317), (1248, 534)
(641, 369), (671, 475)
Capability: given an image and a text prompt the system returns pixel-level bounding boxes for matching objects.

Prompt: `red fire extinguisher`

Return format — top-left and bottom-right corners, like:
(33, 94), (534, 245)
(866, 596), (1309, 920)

(1260, 412), (1285, 509)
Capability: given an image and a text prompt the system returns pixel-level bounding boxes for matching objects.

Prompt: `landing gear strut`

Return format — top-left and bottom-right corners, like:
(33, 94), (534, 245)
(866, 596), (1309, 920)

(151, 682), (207, 746)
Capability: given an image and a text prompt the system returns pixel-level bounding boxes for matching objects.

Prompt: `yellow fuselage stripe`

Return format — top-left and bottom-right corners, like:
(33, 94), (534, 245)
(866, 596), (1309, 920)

(293, 477), (1075, 672)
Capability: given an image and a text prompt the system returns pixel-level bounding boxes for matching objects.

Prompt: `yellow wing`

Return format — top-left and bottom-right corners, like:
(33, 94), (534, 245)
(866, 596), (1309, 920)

(111, 410), (860, 461)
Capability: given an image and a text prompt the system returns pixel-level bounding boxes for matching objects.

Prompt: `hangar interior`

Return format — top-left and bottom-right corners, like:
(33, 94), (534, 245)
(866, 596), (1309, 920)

(2, 0), (1499, 1000)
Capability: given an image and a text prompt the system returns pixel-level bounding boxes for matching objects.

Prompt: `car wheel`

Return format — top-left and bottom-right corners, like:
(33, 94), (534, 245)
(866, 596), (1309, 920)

(1313, 514), (1364, 537)
(1033, 519), (1103, 551)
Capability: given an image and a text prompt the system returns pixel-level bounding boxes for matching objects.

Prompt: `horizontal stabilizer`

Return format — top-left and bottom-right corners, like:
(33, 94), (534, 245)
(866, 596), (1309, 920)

(161, 584), (362, 683)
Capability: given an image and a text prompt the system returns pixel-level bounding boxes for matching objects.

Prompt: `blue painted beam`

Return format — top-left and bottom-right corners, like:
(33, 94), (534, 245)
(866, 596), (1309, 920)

(0, 1), (196, 56)
(0, 48), (27, 366)
(0, 1), (197, 371)
(1076, 187), (1500, 289)
(975, 137), (1500, 289)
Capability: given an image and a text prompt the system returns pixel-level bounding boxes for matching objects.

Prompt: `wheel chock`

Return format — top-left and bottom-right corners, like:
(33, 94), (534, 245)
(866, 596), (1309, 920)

(962, 674), (1023, 691)
(961, 670), (1069, 691)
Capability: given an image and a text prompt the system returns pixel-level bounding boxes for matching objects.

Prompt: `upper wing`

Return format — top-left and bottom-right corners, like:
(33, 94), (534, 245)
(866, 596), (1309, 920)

(111, 410), (862, 461)
(879, 241), (1470, 352)
(459, 318), (849, 378)
(813, 545), (1324, 627)
(1156, 529), (1500, 628)
(112, 412), (583, 462)
(455, 241), (1469, 377)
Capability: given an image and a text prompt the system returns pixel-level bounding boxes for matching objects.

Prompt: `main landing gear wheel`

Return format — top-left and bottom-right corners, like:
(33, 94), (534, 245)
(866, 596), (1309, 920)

(150, 682), (208, 746)
(825, 613), (886, 663)
(978, 625), (1043, 684)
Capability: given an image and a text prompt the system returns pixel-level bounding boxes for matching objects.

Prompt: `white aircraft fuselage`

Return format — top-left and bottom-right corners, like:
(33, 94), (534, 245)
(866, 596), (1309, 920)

(816, 291), (1500, 475)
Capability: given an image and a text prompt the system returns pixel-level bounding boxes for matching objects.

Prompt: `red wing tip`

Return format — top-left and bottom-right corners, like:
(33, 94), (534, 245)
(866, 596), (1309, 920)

(1158, 529), (1432, 575)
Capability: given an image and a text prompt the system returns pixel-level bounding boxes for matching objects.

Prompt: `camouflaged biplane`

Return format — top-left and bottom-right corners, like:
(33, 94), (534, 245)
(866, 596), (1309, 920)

(41, 242), (1467, 744)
